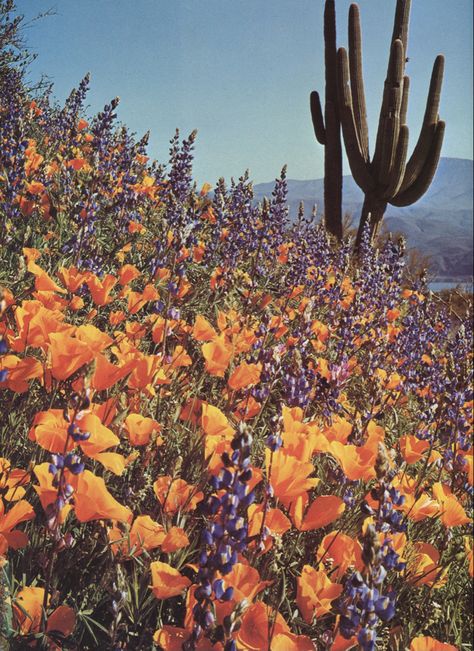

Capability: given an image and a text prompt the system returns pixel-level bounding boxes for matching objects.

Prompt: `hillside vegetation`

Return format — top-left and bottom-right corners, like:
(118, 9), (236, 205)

(0, 4), (472, 651)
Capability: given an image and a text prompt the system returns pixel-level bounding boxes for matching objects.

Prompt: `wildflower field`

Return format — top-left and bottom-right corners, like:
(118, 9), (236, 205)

(0, 6), (472, 651)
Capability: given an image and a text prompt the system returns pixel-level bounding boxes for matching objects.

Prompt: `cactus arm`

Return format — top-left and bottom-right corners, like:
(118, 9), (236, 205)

(372, 38), (405, 183)
(383, 124), (409, 199)
(391, 120), (445, 206)
(337, 47), (375, 193)
(348, 3), (369, 161)
(377, 39), (405, 186)
(399, 55), (444, 192)
(400, 75), (410, 125)
(378, 116), (398, 187)
(310, 91), (326, 144)
(391, 0), (411, 54)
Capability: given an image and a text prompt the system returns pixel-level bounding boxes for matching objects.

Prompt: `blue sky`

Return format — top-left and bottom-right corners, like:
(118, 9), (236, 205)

(19, 0), (473, 186)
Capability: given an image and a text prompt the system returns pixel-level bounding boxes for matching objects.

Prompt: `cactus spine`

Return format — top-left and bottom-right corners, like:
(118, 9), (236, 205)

(310, 0), (343, 240)
(336, 0), (445, 247)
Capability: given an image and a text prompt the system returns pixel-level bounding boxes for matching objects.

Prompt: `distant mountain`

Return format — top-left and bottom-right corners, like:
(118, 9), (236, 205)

(254, 158), (473, 281)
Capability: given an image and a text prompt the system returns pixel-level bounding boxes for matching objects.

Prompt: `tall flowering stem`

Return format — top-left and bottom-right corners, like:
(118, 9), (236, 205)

(185, 424), (255, 651)
(336, 443), (405, 650)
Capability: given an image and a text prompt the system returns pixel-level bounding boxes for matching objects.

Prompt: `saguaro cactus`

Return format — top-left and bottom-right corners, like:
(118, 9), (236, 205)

(310, 0), (343, 240)
(336, 0), (445, 247)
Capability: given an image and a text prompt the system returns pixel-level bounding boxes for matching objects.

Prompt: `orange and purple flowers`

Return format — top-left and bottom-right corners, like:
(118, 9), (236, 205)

(0, 4), (472, 649)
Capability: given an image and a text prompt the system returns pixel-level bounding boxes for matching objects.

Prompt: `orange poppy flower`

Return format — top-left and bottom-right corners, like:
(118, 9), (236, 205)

(331, 631), (358, 650)
(328, 440), (378, 481)
(109, 515), (165, 557)
(179, 397), (203, 425)
(297, 495), (345, 532)
(0, 458), (29, 502)
(201, 402), (235, 458)
(234, 395), (261, 421)
(75, 324), (112, 353)
(238, 601), (290, 651)
(89, 450), (128, 476)
(228, 361), (261, 391)
(86, 273), (117, 306)
(168, 345), (192, 369)
(409, 637), (457, 651)
(161, 526), (190, 553)
(118, 264), (140, 285)
(29, 409), (74, 453)
(25, 181), (45, 195)
(296, 566), (343, 623)
(407, 542), (447, 588)
(219, 562), (272, 603)
(432, 482), (470, 527)
(27, 260), (66, 294)
(279, 411), (324, 461)
(14, 301), (72, 351)
(150, 561), (191, 599)
(18, 195), (34, 216)
(322, 416), (353, 445)
(29, 409), (119, 458)
(202, 334), (233, 377)
(311, 319), (329, 347)
(128, 354), (170, 395)
(193, 243), (205, 262)
(153, 627), (188, 651)
(0, 355), (43, 392)
(49, 332), (95, 380)
(316, 532), (363, 578)
(151, 315), (173, 344)
(33, 463), (73, 524)
(13, 586), (47, 635)
(24, 142), (43, 175)
(154, 476), (203, 516)
(69, 295), (84, 311)
(400, 491), (440, 522)
(248, 504), (291, 551)
(91, 354), (133, 391)
(13, 586), (76, 640)
(267, 448), (319, 508)
(109, 310), (126, 326)
(0, 498), (35, 554)
(399, 435), (430, 464)
(123, 411), (161, 445)
(45, 604), (76, 641)
(272, 633), (315, 651)
(66, 157), (88, 171)
(126, 286), (158, 314)
(154, 627), (221, 651)
(72, 470), (132, 523)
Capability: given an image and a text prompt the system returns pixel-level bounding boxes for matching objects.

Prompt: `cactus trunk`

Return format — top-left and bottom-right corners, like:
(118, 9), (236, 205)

(311, 0), (343, 240)
(355, 195), (387, 250)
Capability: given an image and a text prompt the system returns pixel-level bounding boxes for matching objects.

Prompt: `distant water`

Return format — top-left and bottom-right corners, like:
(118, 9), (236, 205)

(428, 281), (473, 292)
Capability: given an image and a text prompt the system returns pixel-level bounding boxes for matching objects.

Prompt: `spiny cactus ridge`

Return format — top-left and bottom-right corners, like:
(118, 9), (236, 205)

(310, 0), (343, 240)
(336, 0), (445, 247)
